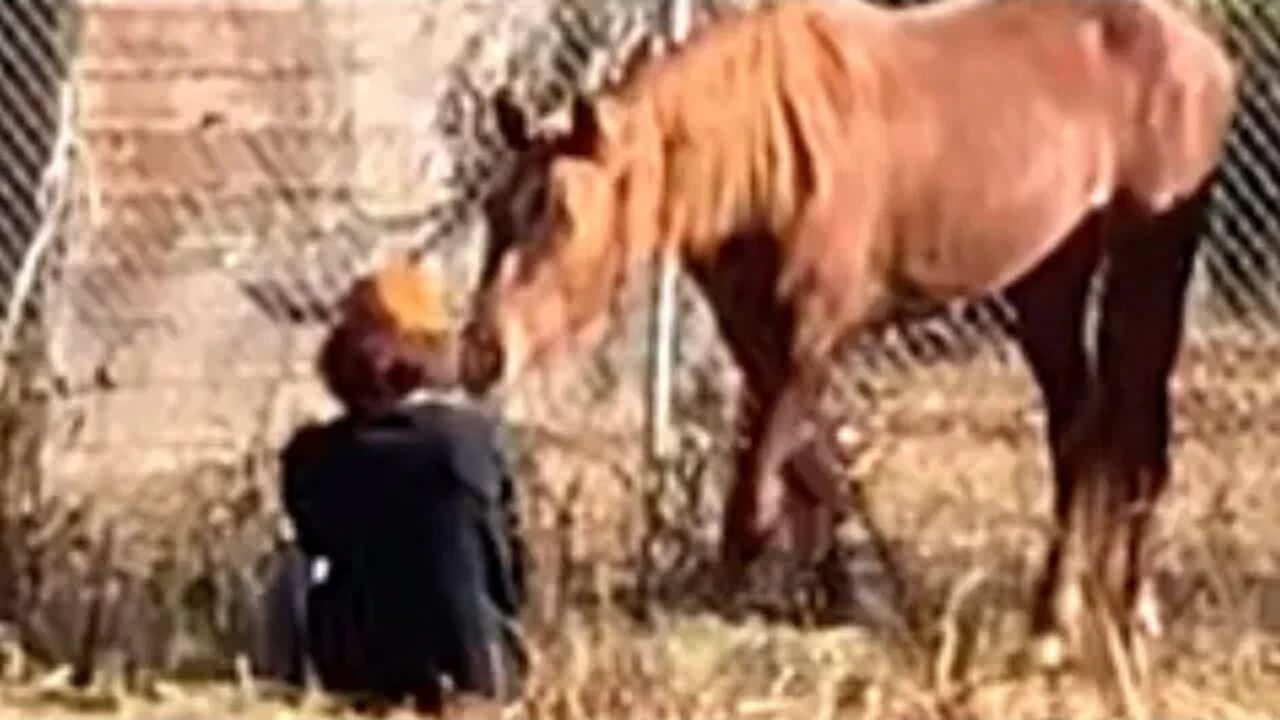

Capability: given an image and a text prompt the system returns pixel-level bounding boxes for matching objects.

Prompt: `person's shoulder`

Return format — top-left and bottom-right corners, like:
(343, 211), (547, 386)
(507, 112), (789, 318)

(402, 400), (514, 497)
(281, 416), (347, 468)
(403, 399), (503, 446)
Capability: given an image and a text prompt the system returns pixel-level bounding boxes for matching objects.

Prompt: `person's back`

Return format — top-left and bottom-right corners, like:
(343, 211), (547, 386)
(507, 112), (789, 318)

(282, 400), (526, 710)
(270, 258), (529, 714)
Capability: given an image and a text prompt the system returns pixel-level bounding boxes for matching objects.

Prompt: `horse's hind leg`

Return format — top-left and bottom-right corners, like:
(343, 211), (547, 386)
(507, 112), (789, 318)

(1004, 212), (1107, 666)
(1014, 183), (1208, 673)
(1094, 185), (1209, 653)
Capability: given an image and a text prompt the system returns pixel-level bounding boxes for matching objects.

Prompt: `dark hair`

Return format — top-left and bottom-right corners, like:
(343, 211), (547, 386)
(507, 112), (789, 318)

(317, 320), (439, 416)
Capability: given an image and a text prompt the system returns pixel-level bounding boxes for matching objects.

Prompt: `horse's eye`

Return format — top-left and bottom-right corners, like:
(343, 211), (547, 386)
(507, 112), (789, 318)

(529, 182), (549, 216)
(512, 180), (546, 228)
(551, 190), (573, 228)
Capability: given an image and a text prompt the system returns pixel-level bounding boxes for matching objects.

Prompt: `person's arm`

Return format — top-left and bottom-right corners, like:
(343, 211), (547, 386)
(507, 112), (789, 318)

(251, 543), (310, 689)
(450, 414), (527, 616)
(490, 423), (528, 613)
(280, 422), (337, 560)
(423, 493), (518, 701)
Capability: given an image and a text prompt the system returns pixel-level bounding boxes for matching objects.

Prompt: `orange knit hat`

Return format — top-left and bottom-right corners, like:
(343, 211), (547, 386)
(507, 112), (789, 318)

(339, 256), (451, 336)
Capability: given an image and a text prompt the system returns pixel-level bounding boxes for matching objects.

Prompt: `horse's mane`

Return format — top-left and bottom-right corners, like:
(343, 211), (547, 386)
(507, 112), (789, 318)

(542, 0), (885, 263)
(553, 0), (1231, 258)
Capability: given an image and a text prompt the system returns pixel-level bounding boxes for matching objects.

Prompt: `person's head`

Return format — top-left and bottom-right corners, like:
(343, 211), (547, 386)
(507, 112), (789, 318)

(318, 257), (457, 417)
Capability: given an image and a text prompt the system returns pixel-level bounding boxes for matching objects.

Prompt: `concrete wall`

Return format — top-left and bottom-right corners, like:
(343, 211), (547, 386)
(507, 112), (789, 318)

(45, 0), (471, 494)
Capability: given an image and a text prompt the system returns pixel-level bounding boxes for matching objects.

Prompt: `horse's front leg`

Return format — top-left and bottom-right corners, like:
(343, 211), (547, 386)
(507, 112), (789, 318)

(720, 364), (828, 588)
(778, 426), (854, 564)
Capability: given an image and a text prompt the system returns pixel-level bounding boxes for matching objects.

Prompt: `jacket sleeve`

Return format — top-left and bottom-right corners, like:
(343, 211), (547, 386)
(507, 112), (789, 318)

(422, 491), (519, 701)
(450, 415), (527, 617)
(280, 422), (337, 559)
(491, 424), (528, 612)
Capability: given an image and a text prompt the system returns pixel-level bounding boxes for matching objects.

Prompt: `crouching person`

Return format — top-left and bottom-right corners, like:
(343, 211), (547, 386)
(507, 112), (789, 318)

(276, 259), (528, 714)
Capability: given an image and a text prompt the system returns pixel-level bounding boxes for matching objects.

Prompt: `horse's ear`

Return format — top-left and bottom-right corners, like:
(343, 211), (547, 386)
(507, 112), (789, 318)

(558, 94), (601, 157)
(492, 89), (531, 151)
(608, 34), (656, 87)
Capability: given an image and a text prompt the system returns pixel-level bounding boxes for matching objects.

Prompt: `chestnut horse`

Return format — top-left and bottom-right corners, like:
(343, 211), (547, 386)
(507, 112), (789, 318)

(423, 0), (1238, 667)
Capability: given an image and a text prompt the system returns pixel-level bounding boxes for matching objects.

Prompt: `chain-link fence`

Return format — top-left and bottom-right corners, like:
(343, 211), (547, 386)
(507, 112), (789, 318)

(0, 0), (1278, 692)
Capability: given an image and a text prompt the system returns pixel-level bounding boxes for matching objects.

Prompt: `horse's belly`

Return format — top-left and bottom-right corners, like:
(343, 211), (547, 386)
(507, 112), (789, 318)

(881, 64), (1118, 300)
(894, 139), (1112, 301)
(895, 196), (1098, 302)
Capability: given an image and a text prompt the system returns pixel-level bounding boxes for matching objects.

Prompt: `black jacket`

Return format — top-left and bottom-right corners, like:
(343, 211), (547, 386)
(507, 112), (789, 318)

(279, 399), (527, 707)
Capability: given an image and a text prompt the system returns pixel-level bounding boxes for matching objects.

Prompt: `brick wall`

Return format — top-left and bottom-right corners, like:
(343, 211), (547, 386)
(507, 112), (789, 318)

(45, 0), (437, 493)
(40, 0), (582, 501)
(74, 0), (344, 260)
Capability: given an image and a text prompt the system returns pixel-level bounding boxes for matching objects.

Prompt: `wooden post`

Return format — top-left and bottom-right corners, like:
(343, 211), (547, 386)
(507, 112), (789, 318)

(645, 0), (693, 467)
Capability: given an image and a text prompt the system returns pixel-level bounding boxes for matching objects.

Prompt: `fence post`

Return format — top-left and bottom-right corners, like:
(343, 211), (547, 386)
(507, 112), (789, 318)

(0, 0), (73, 631)
(645, 0), (694, 469)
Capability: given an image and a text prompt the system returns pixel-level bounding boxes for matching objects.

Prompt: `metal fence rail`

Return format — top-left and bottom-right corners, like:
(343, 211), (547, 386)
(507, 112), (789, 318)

(0, 1), (70, 349)
(1203, 0), (1280, 327)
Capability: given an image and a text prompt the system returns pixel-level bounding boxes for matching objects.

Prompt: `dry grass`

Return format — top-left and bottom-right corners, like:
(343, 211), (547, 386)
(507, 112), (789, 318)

(4, 330), (1280, 718)
(4, 610), (1280, 719)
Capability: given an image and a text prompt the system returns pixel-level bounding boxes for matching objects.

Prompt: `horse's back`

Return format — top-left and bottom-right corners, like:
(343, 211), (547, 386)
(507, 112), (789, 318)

(887, 0), (1235, 202)
(847, 0), (1235, 300)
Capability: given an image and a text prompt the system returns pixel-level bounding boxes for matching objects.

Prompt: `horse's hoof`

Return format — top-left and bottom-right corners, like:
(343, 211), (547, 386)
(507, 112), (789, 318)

(1128, 626), (1153, 688)
(720, 515), (773, 585)
(717, 542), (756, 596)
(1029, 631), (1069, 673)
(1053, 574), (1086, 636)
(1133, 581), (1164, 640)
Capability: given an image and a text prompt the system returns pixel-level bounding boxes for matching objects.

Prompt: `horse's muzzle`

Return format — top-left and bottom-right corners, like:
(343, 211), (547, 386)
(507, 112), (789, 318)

(414, 333), (464, 390)
(459, 319), (505, 397)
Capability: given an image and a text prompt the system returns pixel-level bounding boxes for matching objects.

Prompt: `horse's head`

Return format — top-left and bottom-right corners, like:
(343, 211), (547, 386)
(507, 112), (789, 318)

(475, 89), (603, 296)
(459, 87), (642, 396)
(476, 34), (660, 294)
